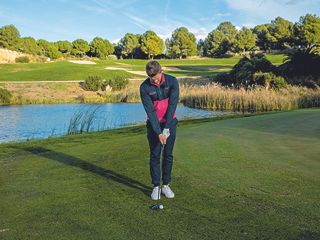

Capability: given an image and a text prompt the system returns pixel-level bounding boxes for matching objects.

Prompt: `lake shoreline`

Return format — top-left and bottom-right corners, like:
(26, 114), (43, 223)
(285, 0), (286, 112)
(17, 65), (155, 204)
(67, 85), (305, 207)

(0, 103), (227, 144)
(2, 109), (287, 146)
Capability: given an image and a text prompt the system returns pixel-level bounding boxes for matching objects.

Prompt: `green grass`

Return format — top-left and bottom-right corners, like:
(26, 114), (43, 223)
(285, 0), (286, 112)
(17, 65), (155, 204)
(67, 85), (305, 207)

(0, 61), (132, 81)
(0, 54), (286, 81)
(0, 109), (319, 239)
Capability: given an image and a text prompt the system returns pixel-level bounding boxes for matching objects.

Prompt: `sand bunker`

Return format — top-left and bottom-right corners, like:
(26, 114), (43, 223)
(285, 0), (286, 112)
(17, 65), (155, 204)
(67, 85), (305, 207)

(114, 62), (132, 66)
(105, 67), (146, 76)
(162, 66), (181, 71)
(68, 60), (96, 64)
(105, 67), (130, 70)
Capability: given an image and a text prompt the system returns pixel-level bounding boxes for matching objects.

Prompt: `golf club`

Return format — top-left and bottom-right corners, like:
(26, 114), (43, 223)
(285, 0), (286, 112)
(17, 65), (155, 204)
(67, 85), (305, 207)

(150, 143), (165, 210)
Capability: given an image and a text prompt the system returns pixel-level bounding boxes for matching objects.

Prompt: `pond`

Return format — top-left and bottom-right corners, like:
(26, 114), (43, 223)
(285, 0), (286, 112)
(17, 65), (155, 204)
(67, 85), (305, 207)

(0, 103), (225, 143)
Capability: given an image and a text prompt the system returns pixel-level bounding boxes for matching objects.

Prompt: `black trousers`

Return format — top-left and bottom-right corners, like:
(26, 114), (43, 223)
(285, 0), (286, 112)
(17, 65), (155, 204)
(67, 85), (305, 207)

(146, 120), (177, 187)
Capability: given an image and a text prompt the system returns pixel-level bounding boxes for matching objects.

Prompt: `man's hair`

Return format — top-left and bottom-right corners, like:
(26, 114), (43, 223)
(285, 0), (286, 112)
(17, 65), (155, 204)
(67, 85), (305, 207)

(146, 60), (162, 77)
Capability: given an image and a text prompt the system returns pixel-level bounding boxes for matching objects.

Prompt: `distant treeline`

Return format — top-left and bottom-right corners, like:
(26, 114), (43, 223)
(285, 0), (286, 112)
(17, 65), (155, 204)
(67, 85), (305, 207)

(0, 14), (319, 60)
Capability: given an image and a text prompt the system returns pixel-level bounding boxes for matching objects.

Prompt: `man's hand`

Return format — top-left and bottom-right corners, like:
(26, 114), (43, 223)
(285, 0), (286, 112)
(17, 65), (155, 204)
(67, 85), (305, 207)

(158, 134), (167, 145)
(162, 128), (170, 138)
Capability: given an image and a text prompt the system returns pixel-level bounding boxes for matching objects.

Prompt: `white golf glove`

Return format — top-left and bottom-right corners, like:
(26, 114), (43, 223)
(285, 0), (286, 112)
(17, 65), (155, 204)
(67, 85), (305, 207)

(162, 128), (170, 138)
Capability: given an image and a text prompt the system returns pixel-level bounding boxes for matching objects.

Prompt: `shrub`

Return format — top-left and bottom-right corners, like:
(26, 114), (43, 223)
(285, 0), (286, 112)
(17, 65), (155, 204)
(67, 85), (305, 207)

(0, 88), (12, 104)
(229, 54), (276, 88)
(279, 46), (320, 78)
(83, 75), (103, 91)
(278, 45), (320, 88)
(15, 56), (30, 63)
(215, 72), (233, 86)
(250, 53), (275, 73)
(104, 75), (129, 91)
(253, 72), (287, 89)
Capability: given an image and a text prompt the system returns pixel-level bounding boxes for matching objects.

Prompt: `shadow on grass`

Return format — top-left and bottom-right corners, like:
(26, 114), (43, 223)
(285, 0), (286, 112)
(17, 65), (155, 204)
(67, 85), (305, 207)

(18, 146), (152, 197)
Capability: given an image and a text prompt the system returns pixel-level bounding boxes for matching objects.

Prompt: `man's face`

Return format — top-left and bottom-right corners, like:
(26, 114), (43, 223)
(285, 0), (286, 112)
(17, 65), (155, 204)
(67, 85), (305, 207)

(150, 72), (162, 85)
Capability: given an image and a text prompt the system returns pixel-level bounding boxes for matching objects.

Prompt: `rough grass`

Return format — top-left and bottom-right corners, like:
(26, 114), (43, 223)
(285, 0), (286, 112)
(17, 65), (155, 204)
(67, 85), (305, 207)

(0, 109), (319, 240)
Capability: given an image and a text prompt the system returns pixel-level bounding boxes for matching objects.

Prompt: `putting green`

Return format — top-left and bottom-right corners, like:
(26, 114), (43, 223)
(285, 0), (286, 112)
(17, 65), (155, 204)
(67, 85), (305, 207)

(0, 109), (319, 239)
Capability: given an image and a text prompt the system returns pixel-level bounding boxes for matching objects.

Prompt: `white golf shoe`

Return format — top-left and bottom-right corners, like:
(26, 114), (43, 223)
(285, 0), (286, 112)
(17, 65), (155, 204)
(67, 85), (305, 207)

(162, 185), (175, 198)
(151, 186), (161, 200)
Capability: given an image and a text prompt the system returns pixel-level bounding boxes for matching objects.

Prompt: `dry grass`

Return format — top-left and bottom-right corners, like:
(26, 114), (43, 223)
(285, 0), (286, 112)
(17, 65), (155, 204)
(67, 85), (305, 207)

(180, 83), (320, 112)
(3, 78), (320, 113)
(3, 80), (143, 104)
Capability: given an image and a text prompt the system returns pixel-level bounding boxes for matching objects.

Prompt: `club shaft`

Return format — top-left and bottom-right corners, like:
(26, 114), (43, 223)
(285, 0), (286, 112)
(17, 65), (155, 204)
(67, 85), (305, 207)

(157, 144), (165, 204)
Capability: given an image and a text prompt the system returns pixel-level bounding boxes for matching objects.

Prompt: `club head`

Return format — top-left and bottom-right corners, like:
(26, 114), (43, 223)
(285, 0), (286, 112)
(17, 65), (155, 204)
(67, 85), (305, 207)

(150, 204), (164, 210)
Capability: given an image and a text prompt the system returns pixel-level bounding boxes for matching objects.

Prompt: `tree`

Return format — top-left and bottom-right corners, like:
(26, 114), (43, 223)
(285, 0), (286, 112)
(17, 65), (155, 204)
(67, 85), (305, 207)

(204, 22), (238, 57)
(90, 37), (114, 58)
(55, 40), (72, 55)
(118, 33), (139, 59)
(37, 39), (62, 59)
(253, 24), (277, 51)
(114, 43), (122, 59)
(140, 31), (164, 59)
(294, 14), (320, 48)
(18, 37), (41, 55)
(166, 27), (197, 59)
(271, 17), (294, 49)
(234, 27), (257, 54)
(71, 39), (90, 57)
(204, 29), (226, 56)
(217, 21), (237, 51)
(197, 39), (206, 57)
(0, 24), (20, 50)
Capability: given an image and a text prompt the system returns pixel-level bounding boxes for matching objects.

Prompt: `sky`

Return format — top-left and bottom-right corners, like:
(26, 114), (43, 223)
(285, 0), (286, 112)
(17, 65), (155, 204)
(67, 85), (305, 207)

(0, 0), (319, 43)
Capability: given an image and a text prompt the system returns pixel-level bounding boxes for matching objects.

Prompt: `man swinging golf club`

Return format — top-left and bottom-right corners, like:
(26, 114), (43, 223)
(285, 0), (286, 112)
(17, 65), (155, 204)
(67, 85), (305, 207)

(140, 60), (179, 201)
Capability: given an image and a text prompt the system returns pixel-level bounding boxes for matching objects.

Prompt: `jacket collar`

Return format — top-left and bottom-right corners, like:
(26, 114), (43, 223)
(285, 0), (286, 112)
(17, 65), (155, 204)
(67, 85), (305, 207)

(149, 73), (165, 87)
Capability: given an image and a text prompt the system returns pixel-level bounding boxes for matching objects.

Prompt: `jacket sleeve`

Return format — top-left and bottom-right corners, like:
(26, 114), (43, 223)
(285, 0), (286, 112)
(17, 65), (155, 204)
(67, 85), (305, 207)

(165, 77), (179, 129)
(140, 85), (162, 135)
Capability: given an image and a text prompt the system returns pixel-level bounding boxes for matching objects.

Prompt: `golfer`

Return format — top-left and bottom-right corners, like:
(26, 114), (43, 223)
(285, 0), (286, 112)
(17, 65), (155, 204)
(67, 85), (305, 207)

(140, 60), (179, 200)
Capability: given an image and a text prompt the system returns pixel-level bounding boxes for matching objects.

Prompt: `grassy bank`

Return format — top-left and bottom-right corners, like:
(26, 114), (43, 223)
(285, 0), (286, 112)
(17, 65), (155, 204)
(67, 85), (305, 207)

(1, 81), (142, 105)
(0, 109), (319, 239)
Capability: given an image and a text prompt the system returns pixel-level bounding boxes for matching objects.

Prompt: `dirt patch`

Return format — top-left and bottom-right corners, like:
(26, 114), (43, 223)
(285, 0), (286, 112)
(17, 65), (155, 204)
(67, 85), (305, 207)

(0, 48), (37, 63)
(68, 60), (96, 65)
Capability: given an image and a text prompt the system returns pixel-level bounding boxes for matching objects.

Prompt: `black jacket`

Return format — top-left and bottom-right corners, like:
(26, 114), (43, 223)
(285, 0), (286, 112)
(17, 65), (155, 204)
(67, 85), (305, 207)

(140, 73), (179, 135)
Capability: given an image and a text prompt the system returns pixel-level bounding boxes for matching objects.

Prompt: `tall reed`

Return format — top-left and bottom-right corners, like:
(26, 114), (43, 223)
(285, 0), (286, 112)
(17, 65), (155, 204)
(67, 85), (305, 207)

(180, 83), (320, 112)
(67, 106), (100, 134)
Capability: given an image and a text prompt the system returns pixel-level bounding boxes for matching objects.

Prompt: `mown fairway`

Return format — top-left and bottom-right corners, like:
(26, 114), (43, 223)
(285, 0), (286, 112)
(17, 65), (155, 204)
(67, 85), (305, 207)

(0, 54), (285, 81)
(0, 109), (319, 239)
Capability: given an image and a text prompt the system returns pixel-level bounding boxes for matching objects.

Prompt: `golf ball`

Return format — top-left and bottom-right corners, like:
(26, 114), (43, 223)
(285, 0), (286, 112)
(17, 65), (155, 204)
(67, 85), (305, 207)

(159, 205), (164, 209)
